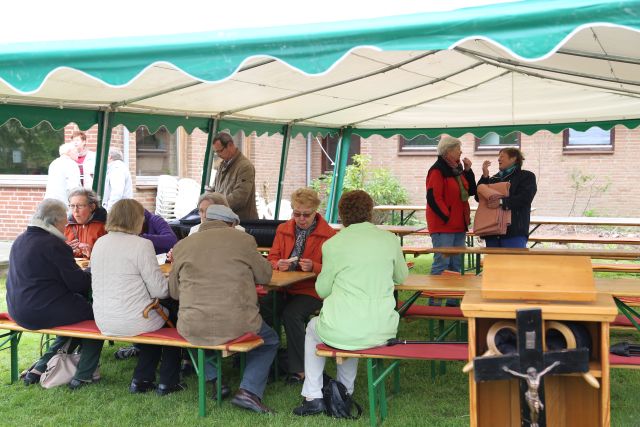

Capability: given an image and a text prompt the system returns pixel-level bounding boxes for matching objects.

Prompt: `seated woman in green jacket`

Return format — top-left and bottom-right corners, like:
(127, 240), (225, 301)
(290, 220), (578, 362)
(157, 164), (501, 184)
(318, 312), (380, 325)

(292, 190), (409, 416)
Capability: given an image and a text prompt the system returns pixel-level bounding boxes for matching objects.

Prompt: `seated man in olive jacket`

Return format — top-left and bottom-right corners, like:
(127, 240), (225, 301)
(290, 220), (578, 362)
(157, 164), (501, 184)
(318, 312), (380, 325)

(169, 204), (278, 414)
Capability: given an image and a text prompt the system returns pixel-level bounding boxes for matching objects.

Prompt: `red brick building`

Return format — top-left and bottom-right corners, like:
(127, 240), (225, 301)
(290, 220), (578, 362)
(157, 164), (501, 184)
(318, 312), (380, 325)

(0, 124), (636, 240)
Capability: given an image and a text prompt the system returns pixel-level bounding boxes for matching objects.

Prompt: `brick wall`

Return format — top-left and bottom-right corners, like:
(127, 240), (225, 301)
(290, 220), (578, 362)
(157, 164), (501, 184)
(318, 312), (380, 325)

(1, 125), (638, 240)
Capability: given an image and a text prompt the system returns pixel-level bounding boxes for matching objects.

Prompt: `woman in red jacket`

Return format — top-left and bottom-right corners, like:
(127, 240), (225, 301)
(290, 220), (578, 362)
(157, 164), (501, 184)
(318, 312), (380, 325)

(262, 188), (336, 384)
(64, 188), (107, 259)
(426, 136), (476, 277)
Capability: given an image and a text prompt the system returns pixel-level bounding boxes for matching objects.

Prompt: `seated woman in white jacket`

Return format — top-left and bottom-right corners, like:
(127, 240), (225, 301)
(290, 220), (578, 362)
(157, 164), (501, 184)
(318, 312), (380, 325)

(91, 199), (183, 396)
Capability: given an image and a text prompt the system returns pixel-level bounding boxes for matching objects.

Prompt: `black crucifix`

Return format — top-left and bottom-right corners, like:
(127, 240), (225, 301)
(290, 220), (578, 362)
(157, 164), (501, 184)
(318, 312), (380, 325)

(474, 308), (590, 427)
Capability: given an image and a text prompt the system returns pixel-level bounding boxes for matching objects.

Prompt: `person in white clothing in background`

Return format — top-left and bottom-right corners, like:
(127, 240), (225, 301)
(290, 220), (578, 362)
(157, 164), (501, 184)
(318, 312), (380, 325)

(71, 131), (96, 190)
(44, 142), (81, 204)
(102, 148), (133, 211)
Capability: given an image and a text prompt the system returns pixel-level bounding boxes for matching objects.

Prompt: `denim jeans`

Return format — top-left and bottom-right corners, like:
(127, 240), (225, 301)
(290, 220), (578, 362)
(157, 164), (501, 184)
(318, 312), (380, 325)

(484, 235), (528, 248)
(204, 321), (279, 399)
(430, 232), (466, 275)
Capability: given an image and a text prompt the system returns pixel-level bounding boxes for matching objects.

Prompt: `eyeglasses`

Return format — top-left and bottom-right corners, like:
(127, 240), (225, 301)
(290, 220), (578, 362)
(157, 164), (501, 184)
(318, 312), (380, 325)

(292, 211), (314, 218)
(214, 145), (226, 155)
(69, 204), (89, 210)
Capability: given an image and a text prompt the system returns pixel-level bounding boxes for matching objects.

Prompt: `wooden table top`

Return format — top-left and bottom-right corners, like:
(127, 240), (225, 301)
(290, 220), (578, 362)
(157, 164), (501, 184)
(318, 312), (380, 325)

(396, 274), (640, 298)
(461, 290), (618, 322)
(160, 263), (315, 288)
(330, 223), (425, 236)
(530, 216), (640, 227)
(401, 246), (640, 259)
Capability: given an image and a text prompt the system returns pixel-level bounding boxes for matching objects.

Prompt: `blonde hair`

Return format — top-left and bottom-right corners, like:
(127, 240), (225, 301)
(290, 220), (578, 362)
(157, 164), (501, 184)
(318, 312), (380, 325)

(106, 199), (144, 234)
(290, 188), (321, 211)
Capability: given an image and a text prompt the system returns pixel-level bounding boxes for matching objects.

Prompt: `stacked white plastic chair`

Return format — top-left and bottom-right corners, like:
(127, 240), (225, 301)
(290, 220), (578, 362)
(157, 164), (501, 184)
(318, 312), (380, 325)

(174, 178), (201, 220)
(266, 199), (293, 220)
(155, 175), (179, 219)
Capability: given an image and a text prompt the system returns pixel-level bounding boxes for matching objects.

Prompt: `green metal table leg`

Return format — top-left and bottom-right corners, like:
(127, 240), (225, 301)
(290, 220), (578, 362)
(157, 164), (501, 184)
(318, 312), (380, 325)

(10, 332), (20, 383)
(393, 361), (400, 394)
(367, 359), (377, 427)
(198, 349), (207, 417)
(216, 351), (223, 405)
(240, 353), (246, 377)
(377, 361), (388, 421)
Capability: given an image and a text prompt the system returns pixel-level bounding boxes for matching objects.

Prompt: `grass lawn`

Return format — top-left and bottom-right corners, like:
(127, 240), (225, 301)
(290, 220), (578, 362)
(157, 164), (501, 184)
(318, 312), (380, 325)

(1, 256), (639, 426)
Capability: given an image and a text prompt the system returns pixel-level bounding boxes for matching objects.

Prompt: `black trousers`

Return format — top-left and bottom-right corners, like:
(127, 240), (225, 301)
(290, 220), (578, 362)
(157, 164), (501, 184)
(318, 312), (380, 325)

(259, 292), (322, 374)
(133, 344), (181, 385)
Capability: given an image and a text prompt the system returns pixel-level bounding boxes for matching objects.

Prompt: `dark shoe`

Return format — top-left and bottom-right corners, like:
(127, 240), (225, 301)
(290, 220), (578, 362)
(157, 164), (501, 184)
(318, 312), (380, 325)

(68, 378), (94, 390)
(293, 398), (326, 416)
(285, 373), (305, 385)
(115, 345), (140, 360)
(230, 388), (274, 414)
(129, 378), (156, 394)
(209, 380), (231, 399)
(22, 370), (42, 386)
(156, 382), (186, 396)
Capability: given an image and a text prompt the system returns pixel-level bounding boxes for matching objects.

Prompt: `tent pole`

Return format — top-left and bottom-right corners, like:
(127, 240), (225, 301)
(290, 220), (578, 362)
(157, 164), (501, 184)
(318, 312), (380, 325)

(274, 124), (292, 220)
(327, 127), (352, 223)
(94, 110), (112, 198)
(200, 118), (219, 193)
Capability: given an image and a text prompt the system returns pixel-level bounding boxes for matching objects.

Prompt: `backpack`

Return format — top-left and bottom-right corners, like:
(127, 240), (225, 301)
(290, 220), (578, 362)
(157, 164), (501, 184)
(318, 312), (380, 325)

(322, 374), (363, 419)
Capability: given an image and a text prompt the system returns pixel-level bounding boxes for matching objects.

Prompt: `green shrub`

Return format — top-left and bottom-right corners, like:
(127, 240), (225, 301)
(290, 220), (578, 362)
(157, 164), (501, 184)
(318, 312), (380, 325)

(311, 154), (410, 223)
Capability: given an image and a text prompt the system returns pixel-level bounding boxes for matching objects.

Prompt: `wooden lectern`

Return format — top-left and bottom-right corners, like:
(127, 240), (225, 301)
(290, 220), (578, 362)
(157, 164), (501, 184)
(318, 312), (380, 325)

(462, 255), (617, 427)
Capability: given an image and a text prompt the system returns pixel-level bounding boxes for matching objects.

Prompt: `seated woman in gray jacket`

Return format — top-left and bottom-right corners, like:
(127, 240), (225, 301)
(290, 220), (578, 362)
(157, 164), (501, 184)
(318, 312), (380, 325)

(91, 199), (182, 396)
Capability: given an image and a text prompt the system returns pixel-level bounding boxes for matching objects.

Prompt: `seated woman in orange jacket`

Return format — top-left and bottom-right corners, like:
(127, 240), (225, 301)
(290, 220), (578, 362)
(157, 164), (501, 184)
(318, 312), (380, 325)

(64, 188), (107, 259)
(261, 188), (336, 385)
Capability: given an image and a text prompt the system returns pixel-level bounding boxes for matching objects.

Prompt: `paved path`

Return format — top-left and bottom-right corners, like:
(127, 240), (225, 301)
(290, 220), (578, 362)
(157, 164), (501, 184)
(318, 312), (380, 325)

(0, 241), (12, 269)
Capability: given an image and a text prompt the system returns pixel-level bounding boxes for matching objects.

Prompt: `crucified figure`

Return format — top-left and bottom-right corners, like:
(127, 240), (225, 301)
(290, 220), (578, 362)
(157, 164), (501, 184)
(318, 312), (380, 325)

(502, 361), (561, 427)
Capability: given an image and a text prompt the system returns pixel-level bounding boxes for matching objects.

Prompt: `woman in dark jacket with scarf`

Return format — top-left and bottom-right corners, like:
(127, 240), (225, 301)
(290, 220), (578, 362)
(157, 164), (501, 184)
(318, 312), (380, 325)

(476, 147), (537, 248)
(426, 136), (476, 275)
(6, 199), (103, 389)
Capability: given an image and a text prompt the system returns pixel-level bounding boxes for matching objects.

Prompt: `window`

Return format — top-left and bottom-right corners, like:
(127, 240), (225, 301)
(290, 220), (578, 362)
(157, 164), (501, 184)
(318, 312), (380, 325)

(136, 126), (179, 176)
(563, 127), (614, 153)
(398, 134), (440, 154)
(321, 134), (361, 173)
(0, 119), (63, 175)
(475, 132), (520, 152)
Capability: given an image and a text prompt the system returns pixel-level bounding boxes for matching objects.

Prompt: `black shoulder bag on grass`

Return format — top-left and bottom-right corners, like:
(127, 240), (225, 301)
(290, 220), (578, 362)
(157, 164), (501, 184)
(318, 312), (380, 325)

(322, 374), (363, 419)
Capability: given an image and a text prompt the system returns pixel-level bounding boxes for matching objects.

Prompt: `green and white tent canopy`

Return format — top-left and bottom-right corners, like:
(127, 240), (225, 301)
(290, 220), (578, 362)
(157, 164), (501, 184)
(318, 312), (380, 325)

(1, 0), (639, 218)
(0, 0), (639, 137)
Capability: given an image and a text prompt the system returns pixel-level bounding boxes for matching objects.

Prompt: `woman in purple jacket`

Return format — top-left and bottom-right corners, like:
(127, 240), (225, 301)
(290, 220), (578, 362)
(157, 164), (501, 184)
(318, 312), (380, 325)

(141, 210), (178, 254)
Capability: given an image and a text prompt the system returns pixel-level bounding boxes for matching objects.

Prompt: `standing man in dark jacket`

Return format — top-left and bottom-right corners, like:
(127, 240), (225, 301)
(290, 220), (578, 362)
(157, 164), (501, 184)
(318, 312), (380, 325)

(476, 147), (537, 248)
(210, 132), (259, 221)
(6, 199), (103, 389)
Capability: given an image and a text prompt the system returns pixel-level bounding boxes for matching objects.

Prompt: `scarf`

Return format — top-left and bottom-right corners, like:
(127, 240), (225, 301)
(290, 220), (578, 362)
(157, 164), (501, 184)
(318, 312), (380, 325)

(497, 164), (517, 179)
(443, 154), (469, 202)
(288, 218), (317, 271)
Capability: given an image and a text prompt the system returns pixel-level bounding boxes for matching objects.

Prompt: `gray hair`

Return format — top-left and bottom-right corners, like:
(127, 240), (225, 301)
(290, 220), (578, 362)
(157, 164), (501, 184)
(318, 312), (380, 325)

(213, 132), (234, 148)
(109, 148), (123, 161)
(32, 199), (67, 227)
(437, 136), (462, 156)
(198, 192), (229, 208)
(68, 187), (101, 207)
(59, 142), (76, 156)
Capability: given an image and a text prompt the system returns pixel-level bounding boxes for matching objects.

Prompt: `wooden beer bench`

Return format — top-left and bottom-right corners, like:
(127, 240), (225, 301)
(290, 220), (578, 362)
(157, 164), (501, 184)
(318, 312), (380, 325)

(0, 313), (263, 417)
(316, 342), (468, 427)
